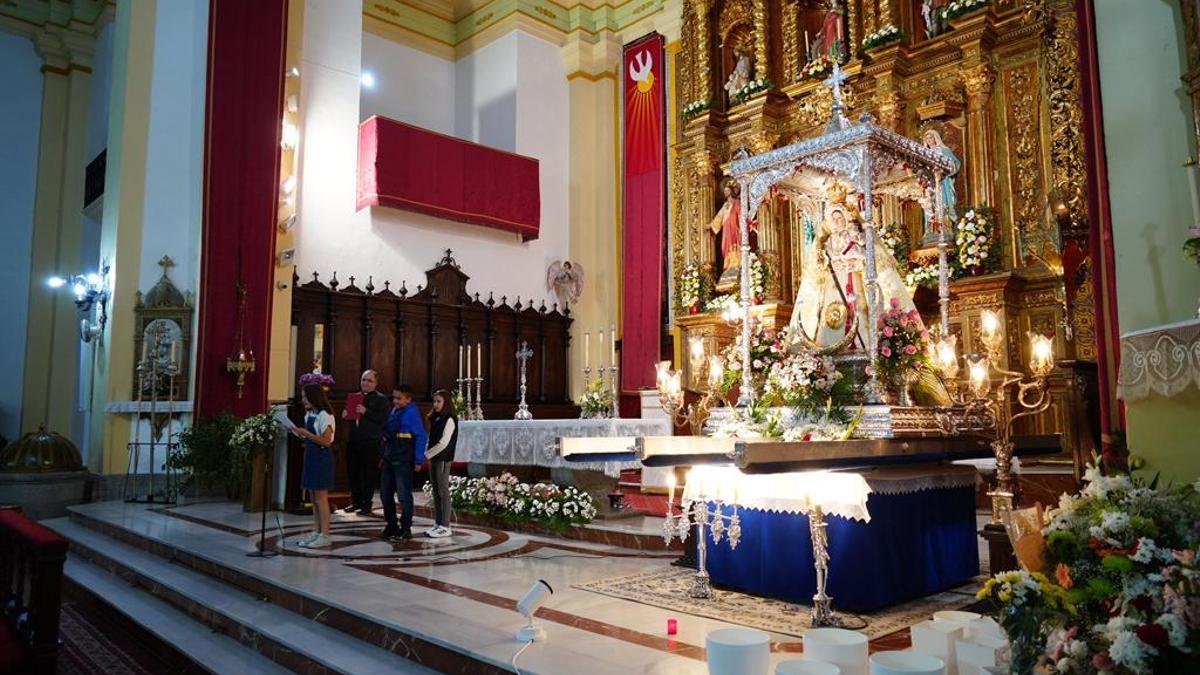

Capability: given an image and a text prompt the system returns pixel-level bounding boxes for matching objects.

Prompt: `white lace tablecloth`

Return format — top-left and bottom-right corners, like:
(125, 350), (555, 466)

(459, 418), (669, 477)
(681, 464), (980, 523)
(1118, 319), (1200, 401)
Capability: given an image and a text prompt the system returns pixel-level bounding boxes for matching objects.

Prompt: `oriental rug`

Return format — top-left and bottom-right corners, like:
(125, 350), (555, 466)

(575, 567), (985, 639)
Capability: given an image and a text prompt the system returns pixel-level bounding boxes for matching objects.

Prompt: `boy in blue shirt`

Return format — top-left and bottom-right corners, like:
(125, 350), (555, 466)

(379, 384), (428, 541)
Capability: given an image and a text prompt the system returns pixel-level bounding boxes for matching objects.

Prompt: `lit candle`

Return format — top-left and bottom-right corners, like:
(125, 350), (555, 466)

(610, 324), (617, 367)
(667, 618), (678, 635)
(656, 361), (672, 389)
(1187, 158), (1200, 226)
(598, 329), (605, 369)
(708, 356), (724, 388)
(689, 337), (704, 371)
(981, 310), (999, 340)
(584, 331), (590, 369)
(968, 355), (990, 399)
(936, 336), (958, 380)
(1029, 332), (1055, 377)
(666, 472), (676, 514)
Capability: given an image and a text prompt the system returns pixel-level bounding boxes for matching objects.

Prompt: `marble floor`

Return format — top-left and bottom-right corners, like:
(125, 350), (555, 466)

(52, 498), (992, 674)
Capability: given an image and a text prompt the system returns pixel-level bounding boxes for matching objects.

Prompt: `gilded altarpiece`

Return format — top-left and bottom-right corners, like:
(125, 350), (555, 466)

(668, 0), (1097, 467)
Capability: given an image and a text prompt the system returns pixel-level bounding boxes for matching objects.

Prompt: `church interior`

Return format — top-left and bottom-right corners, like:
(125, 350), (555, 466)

(2, 0), (1200, 673)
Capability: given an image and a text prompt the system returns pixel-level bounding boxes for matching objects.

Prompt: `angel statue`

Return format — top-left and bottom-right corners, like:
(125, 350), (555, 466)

(790, 182), (921, 353)
(724, 52), (752, 104)
(546, 260), (584, 309)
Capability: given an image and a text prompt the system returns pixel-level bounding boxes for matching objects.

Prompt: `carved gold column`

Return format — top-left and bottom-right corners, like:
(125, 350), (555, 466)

(695, 0), (712, 102)
(756, 198), (784, 301)
(782, 1), (800, 84)
(693, 155), (718, 268)
(863, 0), (877, 36)
(878, 0), (894, 27)
(753, 0), (769, 82)
(963, 63), (996, 207)
(874, 80), (903, 131)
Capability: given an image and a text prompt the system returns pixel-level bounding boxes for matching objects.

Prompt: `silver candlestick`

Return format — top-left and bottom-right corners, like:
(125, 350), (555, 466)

(514, 340), (534, 420)
(662, 493), (742, 600)
(608, 364), (620, 418)
(472, 376), (485, 420)
(808, 506), (850, 627)
(458, 376), (472, 416)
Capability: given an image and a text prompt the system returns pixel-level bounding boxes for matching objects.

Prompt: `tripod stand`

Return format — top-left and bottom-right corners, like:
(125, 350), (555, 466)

(247, 448), (278, 558)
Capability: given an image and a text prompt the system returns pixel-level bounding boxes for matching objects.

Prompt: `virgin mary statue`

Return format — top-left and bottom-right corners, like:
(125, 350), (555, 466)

(789, 183), (921, 351)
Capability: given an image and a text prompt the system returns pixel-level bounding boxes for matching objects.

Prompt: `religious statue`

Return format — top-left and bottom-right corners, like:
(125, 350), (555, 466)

(724, 52), (752, 104)
(709, 180), (752, 290)
(817, 0), (846, 61)
(790, 183), (921, 352)
(922, 0), (951, 39)
(920, 128), (961, 241)
(546, 260), (584, 309)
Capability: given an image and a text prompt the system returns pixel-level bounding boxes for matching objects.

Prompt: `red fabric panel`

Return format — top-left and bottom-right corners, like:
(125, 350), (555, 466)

(195, 0), (288, 418)
(621, 35), (666, 392)
(0, 620), (29, 671)
(357, 116), (540, 241)
(0, 511), (68, 555)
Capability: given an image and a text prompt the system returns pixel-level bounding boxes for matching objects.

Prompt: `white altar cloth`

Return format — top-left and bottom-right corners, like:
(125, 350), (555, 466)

(682, 466), (873, 522)
(460, 418), (669, 477)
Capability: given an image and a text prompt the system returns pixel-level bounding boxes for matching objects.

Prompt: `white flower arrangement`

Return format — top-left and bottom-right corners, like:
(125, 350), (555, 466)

(677, 262), (705, 313)
(681, 99), (711, 120)
(423, 472), (597, 530)
(944, 0), (988, 22)
(904, 261), (942, 290)
(705, 293), (740, 315)
(579, 377), (615, 419)
(861, 24), (903, 50)
(731, 78), (773, 106)
(955, 208), (994, 272)
(229, 413), (281, 454)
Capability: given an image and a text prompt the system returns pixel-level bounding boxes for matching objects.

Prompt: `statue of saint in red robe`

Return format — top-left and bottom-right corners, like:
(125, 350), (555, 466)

(709, 182), (745, 273)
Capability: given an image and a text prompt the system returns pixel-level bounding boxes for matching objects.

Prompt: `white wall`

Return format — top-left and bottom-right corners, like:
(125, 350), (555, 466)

(294, 26), (569, 307)
(360, 33), (454, 134)
(0, 32), (43, 442)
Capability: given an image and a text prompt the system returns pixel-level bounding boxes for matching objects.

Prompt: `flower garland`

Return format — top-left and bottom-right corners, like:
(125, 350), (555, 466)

(955, 207), (997, 274)
(681, 99), (711, 121)
(745, 252), (767, 303)
(676, 262), (713, 314)
(229, 413), (281, 454)
(861, 24), (903, 51)
(979, 464), (1200, 674)
(875, 298), (930, 380)
(579, 376), (615, 419)
(731, 78), (773, 106)
(423, 472), (597, 531)
(799, 55), (834, 81)
(943, 0), (989, 22)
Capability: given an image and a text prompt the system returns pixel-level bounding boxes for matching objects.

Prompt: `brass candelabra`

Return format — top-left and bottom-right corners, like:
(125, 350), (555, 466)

(655, 338), (727, 434)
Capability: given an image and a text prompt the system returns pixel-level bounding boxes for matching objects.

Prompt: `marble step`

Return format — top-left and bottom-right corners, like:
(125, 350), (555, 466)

(62, 555), (293, 675)
(46, 518), (439, 675)
(62, 509), (509, 673)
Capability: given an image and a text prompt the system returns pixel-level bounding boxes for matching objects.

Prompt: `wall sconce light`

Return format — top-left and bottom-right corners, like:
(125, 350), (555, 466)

(48, 262), (110, 342)
(281, 121), (299, 150)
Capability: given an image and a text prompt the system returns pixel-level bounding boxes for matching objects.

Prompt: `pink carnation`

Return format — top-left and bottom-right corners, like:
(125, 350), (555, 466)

(904, 344), (917, 355)
(883, 326), (894, 337)
(899, 316), (909, 327)
(881, 347), (892, 357)
(890, 297), (900, 309)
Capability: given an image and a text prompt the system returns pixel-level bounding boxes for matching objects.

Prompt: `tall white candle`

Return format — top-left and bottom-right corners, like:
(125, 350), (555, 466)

(1187, 159), (1200, 225)
(465, 344), (471, 380)
(804, 30), (810, 56)
(585, 331), (590, 368)
(458, 345), (463, 379)
(170, 341), (178, 367)
(610, 324), (617, 367)
(476, 343), (482, 377)
(598, 330), (605, 368)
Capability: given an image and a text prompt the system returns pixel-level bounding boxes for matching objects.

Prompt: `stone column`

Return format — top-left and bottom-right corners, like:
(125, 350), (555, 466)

(963, 62), (997, 207)
(21, 27), (95, 439)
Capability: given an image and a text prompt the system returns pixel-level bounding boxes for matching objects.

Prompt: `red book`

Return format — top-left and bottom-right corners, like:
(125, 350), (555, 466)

(345, 392), (364, 420)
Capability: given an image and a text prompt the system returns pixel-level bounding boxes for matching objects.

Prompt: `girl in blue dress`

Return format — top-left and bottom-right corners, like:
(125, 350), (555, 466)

(292, 383), (336, 548)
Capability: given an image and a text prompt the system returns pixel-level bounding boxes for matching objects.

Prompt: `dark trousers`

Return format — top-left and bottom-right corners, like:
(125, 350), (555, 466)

(429, 460), (451, 527)
(346, 437), (379, 508)
(380, 461), (414, 533)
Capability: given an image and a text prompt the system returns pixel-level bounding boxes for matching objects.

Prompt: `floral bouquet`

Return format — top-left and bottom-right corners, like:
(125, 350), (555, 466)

(745, 253), (767, 304)
(905, 256), (962, 290)
(426, 472), (597, 531)
(731, 78), (773, 106)
(874, 297), (930, 380)
(681, 99), (711, 121)
(980, 465), (1200, 674)
(579, 376), (615, 419)
(944, 0), (989, 22)
(677, 262), (712, 315)
(229, 413), (282, 455)
(861, 24), (903, 51)
(299, 371), (335, 388)
(956, 207), (997, 275)
(880, 221), (910, 264)
(763, 347), (852, 421)
(705, 293), (740, 316)
(800, 55), (834, 81)
(721, 319), (786, 394)
(976, 570), (1075, 674)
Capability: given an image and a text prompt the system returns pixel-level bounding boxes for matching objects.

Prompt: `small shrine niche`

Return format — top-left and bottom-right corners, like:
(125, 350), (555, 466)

(132, 256), (193, 400)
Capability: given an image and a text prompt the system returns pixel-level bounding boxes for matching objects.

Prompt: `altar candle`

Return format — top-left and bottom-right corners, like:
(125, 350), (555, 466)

(981, 310), (999, 339)
(598, 330), (605, 367)
(465, 345), (471, 380)
(667, 618), (678, 635)
(804, 30), (810, 56)
(476, 343), (482, 377)
(610, 324), (617, 367)
(584, 331), (590, 368)
(170, 341), (178, 367)
(141, 340), (148, 363)
(1188, 159), (1200, 225)
(459, 345), (463, 379)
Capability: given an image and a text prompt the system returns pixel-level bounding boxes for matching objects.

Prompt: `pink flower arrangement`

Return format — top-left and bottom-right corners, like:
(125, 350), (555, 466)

(874, 298), (929, 379)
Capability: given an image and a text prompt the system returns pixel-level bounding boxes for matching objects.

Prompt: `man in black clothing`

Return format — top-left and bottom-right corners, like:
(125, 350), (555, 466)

(342, 369), (390, 513)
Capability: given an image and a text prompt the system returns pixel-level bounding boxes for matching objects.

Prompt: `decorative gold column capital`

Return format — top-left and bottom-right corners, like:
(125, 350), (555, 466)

(962, 64), (996, 108)
(874, 83), (904, 131)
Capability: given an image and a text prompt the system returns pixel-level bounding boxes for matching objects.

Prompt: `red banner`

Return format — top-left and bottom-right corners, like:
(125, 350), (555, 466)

(621, 33), (666, 394)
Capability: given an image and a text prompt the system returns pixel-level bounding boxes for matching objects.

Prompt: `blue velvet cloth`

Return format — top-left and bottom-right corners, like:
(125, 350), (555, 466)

(703, 485), (978, 611)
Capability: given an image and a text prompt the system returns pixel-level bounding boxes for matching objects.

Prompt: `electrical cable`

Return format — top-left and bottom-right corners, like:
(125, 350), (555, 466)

(511, 639), (533, 675)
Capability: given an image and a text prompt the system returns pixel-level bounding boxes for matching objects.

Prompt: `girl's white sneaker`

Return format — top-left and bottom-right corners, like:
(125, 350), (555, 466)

(296, 531), (320, 546)
(302, 533), (332, 548)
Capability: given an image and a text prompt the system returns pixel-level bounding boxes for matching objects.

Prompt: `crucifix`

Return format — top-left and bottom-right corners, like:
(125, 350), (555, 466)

(822, 60), (851, 131)
(514, 340), (534, 420)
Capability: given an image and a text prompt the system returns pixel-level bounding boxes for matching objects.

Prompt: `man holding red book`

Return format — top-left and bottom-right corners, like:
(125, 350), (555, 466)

(341, 369), (390, 513)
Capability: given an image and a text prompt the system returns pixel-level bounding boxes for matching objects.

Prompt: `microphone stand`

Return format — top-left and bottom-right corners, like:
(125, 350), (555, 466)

(247, 421), (280, 558)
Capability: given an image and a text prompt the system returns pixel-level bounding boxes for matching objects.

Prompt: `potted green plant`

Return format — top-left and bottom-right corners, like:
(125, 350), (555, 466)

(168, 414), (243, 499)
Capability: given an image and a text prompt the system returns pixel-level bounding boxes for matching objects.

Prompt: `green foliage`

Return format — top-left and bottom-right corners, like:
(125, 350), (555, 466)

(168, 414), (249, 498)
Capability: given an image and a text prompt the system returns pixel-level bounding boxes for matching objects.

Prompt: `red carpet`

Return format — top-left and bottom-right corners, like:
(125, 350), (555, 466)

(617, 469), (670, 517)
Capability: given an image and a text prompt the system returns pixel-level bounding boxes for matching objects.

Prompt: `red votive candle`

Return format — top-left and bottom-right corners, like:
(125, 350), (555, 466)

(667, 618), (678, 635)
